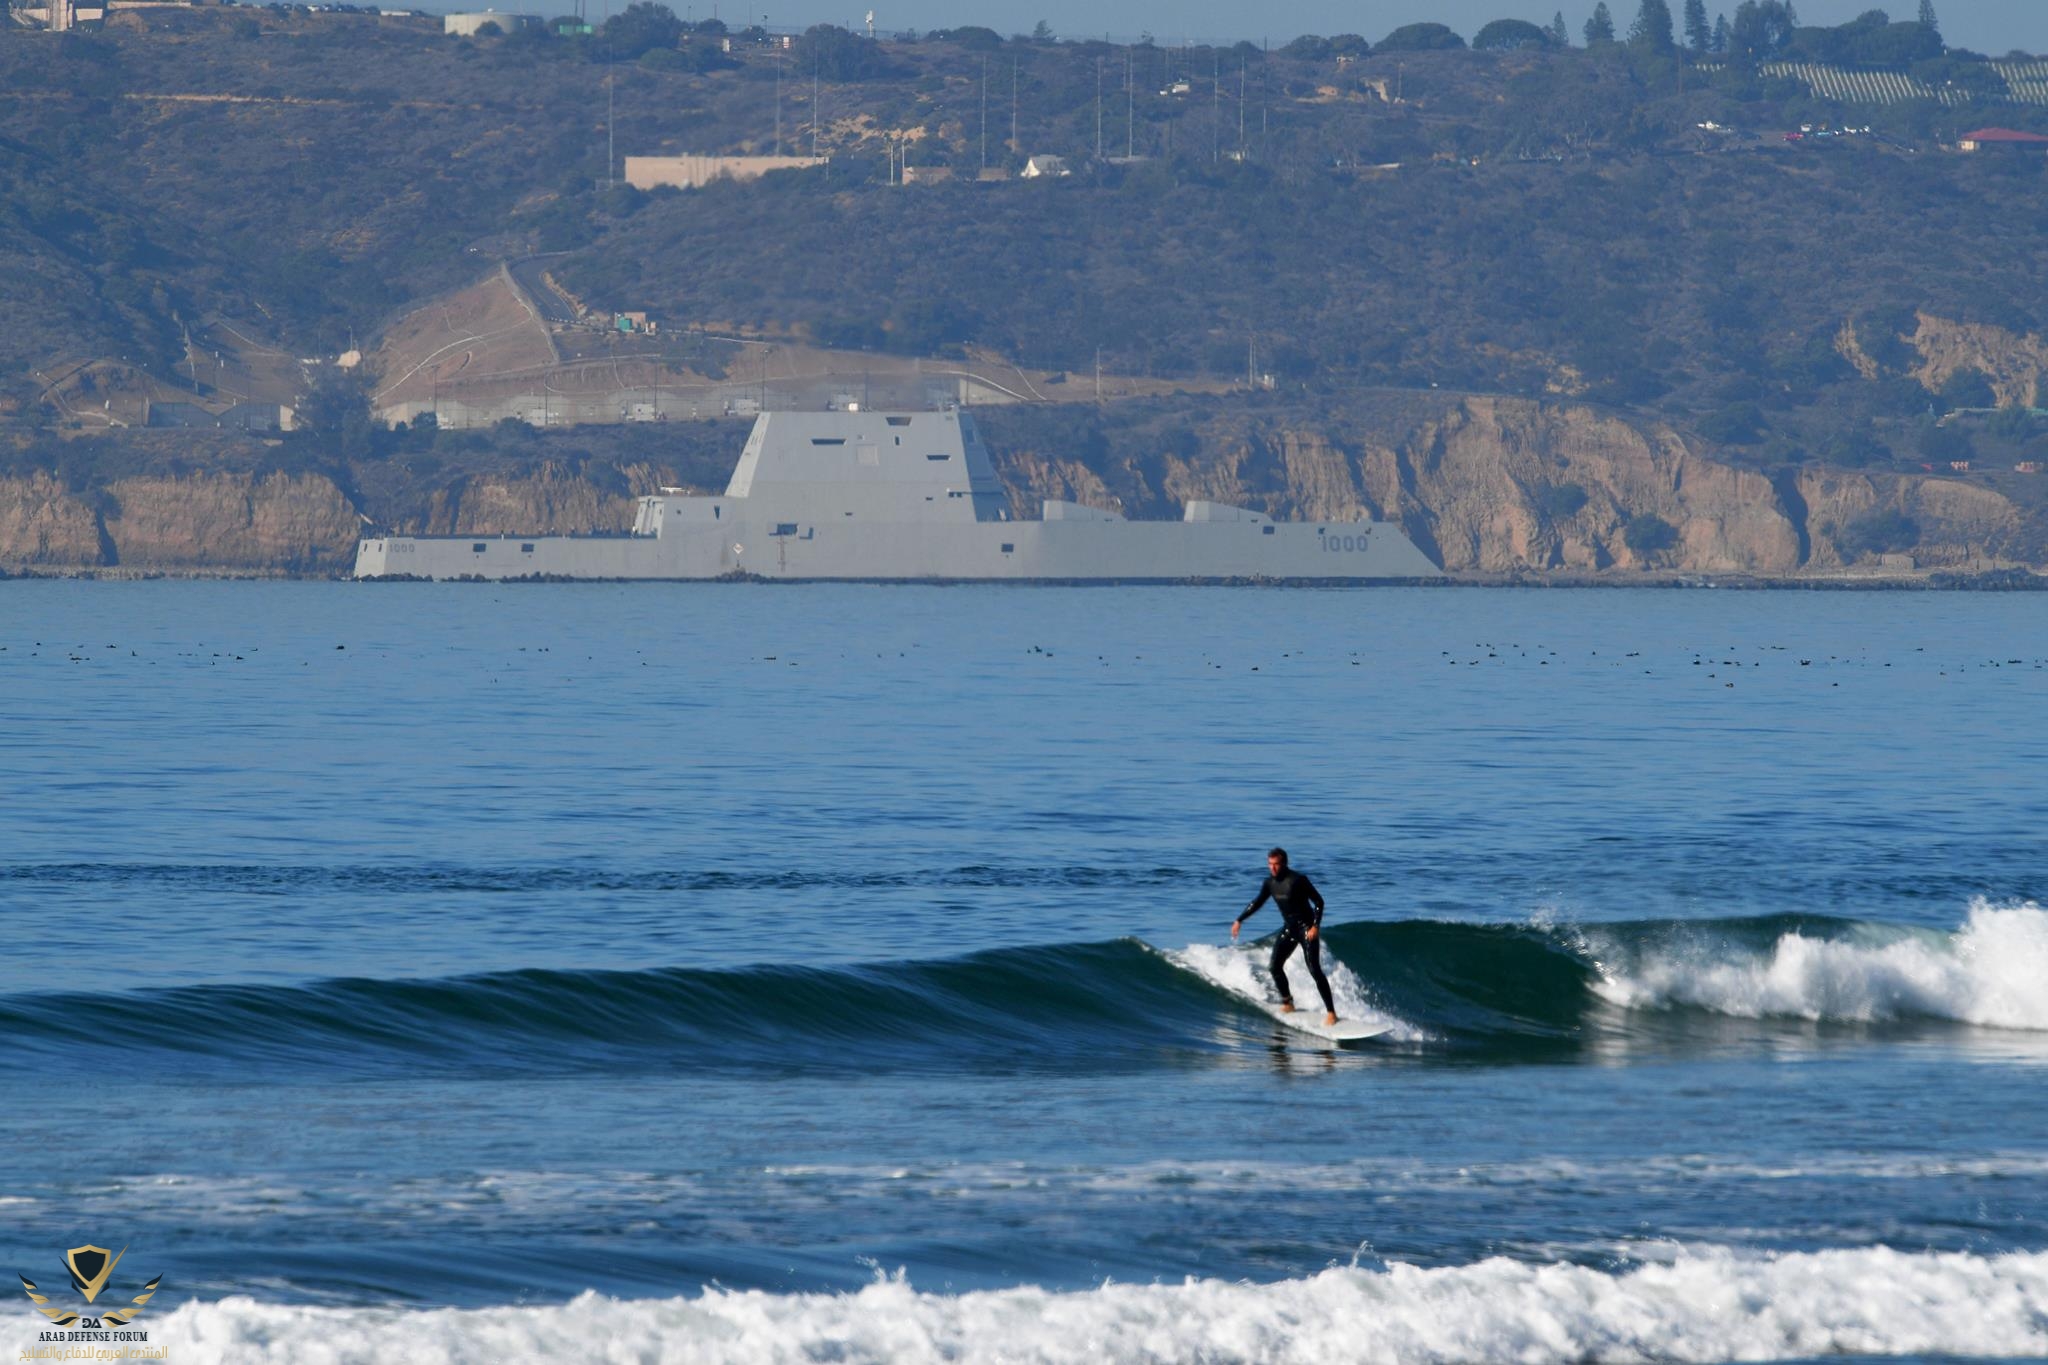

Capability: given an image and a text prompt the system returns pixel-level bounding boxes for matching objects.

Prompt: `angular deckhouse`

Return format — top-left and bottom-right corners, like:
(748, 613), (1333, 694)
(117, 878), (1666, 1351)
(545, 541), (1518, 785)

(352, 410), (1441, 581)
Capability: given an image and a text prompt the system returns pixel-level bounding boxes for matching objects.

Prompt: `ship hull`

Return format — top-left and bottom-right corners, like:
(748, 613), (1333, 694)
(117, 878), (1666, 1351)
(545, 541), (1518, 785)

(354, 519), (1439, 581)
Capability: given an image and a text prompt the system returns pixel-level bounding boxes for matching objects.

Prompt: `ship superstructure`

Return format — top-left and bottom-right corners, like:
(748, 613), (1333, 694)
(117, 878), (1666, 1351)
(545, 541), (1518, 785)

(352, 410), (1441, 581)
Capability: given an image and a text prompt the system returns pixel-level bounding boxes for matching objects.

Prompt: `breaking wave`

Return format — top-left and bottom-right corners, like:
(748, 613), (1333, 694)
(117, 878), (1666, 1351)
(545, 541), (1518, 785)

(2, 903), (2042, 1077)
(1588, 900), (2048, 1032)
(50, 1246), (2048, 1365)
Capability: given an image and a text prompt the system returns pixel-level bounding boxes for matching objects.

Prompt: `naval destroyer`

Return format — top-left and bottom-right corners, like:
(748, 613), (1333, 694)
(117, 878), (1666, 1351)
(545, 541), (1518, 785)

(352, 410), (1441, 581)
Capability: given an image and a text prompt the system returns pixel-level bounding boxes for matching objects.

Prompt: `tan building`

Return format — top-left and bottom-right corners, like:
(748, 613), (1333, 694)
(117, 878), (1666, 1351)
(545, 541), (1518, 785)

(623, 154), (827, 190)
(443, 11), (541, 35)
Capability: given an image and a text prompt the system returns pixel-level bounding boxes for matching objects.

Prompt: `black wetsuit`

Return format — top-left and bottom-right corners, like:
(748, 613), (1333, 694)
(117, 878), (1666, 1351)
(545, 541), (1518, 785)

(1235, 869), (1335, 1014)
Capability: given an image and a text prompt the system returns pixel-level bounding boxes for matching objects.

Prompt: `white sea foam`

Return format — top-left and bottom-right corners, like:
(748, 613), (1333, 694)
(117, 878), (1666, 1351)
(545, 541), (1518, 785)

(1166, 942), (1428, 1042)
(32, 1247), (2048, 1365)
(1592, 900), (2048, 1031)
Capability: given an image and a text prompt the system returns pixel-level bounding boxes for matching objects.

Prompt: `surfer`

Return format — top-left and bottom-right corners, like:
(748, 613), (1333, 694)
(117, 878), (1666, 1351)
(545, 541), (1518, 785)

(1231, 847), (1338, 1025)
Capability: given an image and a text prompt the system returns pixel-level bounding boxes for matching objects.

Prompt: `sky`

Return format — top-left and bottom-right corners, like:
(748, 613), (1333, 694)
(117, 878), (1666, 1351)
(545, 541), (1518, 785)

(554, 0), (2045, 55)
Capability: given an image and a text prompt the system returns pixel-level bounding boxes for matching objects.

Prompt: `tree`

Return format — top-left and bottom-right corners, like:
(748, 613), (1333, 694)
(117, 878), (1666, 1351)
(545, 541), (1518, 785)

(931, 25), (1003, 50)
(1684, 0), (1711, 51)
(1584, 3), (1617, 45)
(1030, 19), (1053, 41)
(1712, 12), (1731, 49)
(1918, 0), (1939, 39)
(1630, 0), (1676, 50)
(1378, 21), (1466, 50)
(794, 24), (896, 80)
(1474, 18), (1553, 50)
(1727, 0), (1796, 59)
(1551, 11), (1571, 44)
(1781, 10), (1942, 64)
(295, 369), (385, 460)
(602, 1), (683, 59)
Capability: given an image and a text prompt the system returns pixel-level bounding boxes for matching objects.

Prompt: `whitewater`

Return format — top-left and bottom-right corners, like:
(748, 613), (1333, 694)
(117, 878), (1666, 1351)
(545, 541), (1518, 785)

(38, 1248), (2048, 1365)
(1589, 900), (2048, 1031)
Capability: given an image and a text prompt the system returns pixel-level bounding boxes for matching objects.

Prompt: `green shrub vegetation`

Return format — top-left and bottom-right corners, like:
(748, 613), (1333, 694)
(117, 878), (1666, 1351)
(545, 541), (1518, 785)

(1623, 513), (1679, 555)
(1836, 507), (1920, 557)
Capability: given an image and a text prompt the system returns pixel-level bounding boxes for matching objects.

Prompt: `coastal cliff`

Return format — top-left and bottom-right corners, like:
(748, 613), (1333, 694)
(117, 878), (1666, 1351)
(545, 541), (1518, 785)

(982, 396), (2039, 578)
(1, 400), (2039, 578)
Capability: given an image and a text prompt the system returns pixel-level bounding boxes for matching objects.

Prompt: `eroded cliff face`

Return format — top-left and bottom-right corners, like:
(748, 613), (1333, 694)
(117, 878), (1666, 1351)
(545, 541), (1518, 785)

(0, 469), (360, 573)
(0, 406), (2035, 577)
(400, 462), (665, 538)
(0, 474), (105, 565)
(1798, 467), (2024, 569)
(0, 459), (690, 574)
(1909, 314), (2048, 408)
(990, 395), (2039, 576)
(1355, 398), (1807, 573)
(102, 471), (362, 573)
(994, 398), (1948, 575)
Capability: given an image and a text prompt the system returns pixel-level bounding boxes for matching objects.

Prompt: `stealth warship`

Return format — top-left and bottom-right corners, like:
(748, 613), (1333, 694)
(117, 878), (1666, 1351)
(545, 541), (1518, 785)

(352, 410), (1441, 581)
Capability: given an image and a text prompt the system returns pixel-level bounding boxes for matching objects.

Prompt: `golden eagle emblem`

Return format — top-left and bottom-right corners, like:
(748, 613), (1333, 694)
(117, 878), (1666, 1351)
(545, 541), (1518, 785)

(19, 1245), (161, 1327)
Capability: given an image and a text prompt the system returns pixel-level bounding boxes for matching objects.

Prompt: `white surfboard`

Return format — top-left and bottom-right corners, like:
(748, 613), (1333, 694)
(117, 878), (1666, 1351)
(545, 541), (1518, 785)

(1250, 998), (1394, 1043)
(1164, 942), (1403, 1045)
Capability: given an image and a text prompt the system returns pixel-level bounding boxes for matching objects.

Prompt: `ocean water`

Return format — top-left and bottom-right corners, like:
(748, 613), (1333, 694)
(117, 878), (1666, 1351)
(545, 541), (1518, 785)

(2, 582), (2045, 1364)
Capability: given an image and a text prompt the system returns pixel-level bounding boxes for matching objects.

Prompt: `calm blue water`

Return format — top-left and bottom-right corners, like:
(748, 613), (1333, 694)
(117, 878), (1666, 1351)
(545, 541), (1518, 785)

(3, 583), (2046, 1363)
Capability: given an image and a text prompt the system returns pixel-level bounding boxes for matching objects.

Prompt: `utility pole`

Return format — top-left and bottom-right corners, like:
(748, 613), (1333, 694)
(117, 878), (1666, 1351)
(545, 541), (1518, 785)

(603, 0), (614, 189)
(980, 55), (987, 172)
(812, 67), (819, 159)
(1126, 50), (1133, 158)
(1212, 50), (1219, 161)
(1095, 56), (1103, 161)
(774, 52), (782, 155)
(1011, 57), (1018, 156)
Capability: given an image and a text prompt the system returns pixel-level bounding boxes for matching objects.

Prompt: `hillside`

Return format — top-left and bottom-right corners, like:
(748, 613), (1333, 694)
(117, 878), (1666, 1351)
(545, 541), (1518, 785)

(4, 6), (2048, 576)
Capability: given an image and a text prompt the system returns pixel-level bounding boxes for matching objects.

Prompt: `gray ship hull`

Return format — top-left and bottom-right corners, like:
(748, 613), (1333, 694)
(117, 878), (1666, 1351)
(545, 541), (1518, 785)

(355, 518), (1438, 581)
(353, 411), (1441, 582)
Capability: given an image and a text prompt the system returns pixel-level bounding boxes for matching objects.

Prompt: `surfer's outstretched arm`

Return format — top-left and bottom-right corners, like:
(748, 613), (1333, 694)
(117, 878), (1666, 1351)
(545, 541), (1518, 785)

(1230, 880), (1273, 939)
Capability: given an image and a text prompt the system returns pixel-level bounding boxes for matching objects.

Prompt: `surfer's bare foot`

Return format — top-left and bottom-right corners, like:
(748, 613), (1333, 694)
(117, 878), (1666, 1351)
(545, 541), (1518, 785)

(1278, 1002), (1296, 1013)
(1324, 1012), (1339, 1027)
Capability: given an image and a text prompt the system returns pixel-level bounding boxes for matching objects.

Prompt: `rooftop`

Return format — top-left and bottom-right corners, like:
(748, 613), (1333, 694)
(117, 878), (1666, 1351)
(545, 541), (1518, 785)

(1960, 127), (2048, 143)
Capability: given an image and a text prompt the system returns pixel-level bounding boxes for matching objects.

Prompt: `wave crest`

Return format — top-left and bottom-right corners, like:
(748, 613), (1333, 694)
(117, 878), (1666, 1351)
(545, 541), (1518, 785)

(1591, 900), (2048, 1031)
